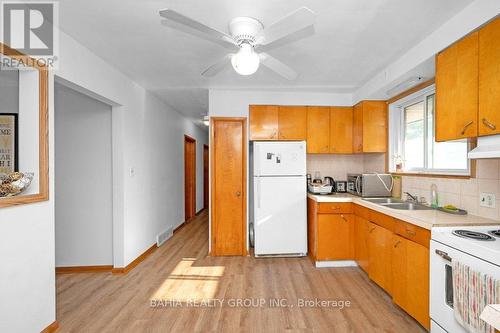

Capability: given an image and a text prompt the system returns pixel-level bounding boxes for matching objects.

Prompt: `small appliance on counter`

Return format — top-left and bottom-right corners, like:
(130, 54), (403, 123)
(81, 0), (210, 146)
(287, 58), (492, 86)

(308, 176), (335, 195)
(335, 181), (347, 193)
(347, 173), (393, 197)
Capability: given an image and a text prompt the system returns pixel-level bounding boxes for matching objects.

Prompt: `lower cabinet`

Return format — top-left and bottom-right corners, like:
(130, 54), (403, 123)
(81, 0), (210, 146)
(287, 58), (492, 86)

(392, 235), (430, 330)
(317, 213), (353, 260)
(308, 200), (430, 330)
(367, 222), (393, 294)
(354, 216), (370, 273)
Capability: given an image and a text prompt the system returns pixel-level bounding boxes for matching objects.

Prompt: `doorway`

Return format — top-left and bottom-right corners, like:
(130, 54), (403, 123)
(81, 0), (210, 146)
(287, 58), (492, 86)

(54, 82), (113, 267)
(210, 118), (246, 256)
(184, 135), (196, 222)
(203, 144), (209, 210)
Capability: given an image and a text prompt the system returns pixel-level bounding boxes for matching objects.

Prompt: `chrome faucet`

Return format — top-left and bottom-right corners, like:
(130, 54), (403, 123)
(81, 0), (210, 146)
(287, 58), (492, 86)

(404, 192), (418, 203)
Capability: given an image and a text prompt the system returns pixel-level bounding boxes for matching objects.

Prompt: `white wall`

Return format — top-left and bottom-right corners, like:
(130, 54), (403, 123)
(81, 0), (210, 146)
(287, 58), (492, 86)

(54, 83), (113, 267)
(0, 75), (56, 333)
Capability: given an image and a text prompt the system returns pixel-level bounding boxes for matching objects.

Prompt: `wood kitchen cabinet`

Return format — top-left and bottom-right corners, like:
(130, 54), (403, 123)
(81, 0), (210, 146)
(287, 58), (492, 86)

(367, 222), (393, 294)
(249, 105), (279, 140)
(352, 101), (387, 153)
(435, 31), (479, 141)
(354, 215), (370, 273)
(317, 214), (354, 260)
(330, 107), (353, 154)
(307, 199), (354, 261)
(479, 17), (500, 136)
(392, 235), (430, 330)
(278, 106), (307, 140)
(307, 106), (330, 153)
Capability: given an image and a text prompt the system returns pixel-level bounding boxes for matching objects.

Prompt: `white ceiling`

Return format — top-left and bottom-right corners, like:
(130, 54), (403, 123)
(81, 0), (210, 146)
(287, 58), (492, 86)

(58, 0), (474, 126)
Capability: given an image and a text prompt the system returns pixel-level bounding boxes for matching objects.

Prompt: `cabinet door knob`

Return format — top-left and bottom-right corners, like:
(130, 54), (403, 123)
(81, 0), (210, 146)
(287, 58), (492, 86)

(341, 214), (347, 222)
(369, 227), (376, 233)
(236, 191), (241, 197)
(460, 120), (474, 135)
(394, 240), (401, 248)
(482, 118), (497, 131)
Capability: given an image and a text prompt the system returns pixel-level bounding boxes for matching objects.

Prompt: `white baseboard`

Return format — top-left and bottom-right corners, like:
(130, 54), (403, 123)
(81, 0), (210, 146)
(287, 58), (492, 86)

(315, 260), (358, 268)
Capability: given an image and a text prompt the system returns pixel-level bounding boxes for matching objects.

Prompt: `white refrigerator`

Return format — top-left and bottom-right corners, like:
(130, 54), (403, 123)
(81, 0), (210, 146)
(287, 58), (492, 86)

(252, 141), (307, 257)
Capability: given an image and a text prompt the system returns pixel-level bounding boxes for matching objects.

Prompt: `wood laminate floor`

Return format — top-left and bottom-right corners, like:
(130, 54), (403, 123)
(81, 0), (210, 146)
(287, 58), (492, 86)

(56, 211), (426, 332)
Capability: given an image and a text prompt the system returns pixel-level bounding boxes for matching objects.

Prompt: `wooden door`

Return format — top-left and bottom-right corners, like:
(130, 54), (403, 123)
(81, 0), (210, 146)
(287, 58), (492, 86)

(203, 144), (209, 210)
(352, 103), (363, 153)
(184, 135), (196, 222)
(354, 216), (370, 273)
(436, 32), (479, 141)
(307, 106), (330, 153)
(368, 222), (393, 294)
(479, 17), (500, 136)
(330, 106), (353, 153)
(391, 235), (430, 329)
(278, 106), (307, 140)
(211, 118), (246, 256)
(249, 105), (278, 140)
(362, 101), (387, 153)
(317, 214), (353, 260)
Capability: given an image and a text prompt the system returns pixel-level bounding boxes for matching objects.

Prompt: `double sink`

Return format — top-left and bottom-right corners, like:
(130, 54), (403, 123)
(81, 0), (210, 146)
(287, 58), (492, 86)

(363, 197), (434, 211)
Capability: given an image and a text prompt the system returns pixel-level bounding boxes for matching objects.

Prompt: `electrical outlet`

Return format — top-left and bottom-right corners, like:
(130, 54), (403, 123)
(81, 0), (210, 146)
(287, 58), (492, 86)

(479, 192), (496, 208)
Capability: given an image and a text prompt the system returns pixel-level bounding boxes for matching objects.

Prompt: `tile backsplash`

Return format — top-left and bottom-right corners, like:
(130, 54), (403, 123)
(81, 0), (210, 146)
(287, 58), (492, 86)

(307, 153), (386, 181)
(401, 159), (500, 221)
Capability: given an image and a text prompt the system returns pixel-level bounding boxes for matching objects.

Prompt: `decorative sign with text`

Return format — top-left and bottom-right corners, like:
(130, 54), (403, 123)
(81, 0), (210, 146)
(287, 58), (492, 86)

(0, 114), (18, 173)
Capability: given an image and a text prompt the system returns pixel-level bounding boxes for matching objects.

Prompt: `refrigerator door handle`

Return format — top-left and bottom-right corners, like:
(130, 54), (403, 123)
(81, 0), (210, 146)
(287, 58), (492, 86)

(257, 177), (261, 209)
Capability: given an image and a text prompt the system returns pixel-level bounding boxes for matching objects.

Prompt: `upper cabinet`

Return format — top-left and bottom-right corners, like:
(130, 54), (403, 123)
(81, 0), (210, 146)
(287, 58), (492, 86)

(278, 106), (307, 140)
(306, 106), (330, 153)
(479, 17), (500, 136)
(435, 32), (479, 141)
(249, 105), (279, 140)
(435, 17), (500, 141)
(330, 107), (353, 154)
(249, 105), (306, 141)
(353, 101), (387, 153)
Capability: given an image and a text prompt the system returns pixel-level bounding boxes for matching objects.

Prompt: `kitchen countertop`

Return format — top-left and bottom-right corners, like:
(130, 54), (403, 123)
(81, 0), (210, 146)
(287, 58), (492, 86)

(308, 193), (500, 230)
(481, 304), (500, 331)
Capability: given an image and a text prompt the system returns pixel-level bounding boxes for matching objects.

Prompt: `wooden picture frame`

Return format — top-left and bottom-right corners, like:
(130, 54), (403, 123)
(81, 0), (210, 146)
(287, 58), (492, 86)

(0, 42), (49, 208)
(0, 113), (19, 173)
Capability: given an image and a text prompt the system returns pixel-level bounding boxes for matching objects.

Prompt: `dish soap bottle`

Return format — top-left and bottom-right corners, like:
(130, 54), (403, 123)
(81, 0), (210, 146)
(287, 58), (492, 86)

(430, 183), (438, 208)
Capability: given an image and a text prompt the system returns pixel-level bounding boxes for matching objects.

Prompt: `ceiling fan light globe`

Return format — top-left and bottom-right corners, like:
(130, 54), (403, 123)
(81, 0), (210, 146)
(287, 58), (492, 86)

(231, 44), (260, 76)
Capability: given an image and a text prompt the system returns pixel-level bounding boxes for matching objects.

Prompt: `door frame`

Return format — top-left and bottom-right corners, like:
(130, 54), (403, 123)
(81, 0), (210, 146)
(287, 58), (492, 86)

(184, 135), (196, 222)
(203, 144), (209, 210)
(210, 117), (247, 256)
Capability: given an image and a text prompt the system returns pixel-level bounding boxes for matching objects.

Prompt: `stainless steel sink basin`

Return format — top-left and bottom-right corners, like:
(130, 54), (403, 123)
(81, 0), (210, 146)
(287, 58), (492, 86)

(363, 198), (405, 204)
(382, 202), (434, 210)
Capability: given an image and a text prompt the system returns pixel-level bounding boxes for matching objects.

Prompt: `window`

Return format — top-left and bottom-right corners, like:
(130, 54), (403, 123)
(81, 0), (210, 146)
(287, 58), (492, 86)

(389, 86), (470, 175)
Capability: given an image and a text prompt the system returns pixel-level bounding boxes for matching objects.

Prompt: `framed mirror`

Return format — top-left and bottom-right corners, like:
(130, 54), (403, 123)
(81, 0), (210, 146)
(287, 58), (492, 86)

(0, 42), (48, 208)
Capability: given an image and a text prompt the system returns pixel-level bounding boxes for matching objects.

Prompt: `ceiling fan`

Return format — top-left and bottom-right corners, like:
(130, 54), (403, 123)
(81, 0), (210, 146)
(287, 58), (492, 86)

(159, 7), (316, 80)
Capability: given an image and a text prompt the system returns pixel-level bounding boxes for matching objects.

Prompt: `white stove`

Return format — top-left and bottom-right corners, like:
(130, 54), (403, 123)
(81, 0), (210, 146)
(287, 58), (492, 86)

(430, 225), (500, 333)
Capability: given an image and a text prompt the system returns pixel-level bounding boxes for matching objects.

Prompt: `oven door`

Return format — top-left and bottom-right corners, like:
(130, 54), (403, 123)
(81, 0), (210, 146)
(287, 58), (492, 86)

(430, 240), (499, 333)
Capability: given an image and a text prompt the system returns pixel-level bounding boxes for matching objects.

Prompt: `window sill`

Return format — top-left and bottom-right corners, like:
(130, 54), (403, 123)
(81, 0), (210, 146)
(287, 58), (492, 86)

(390, 172), (472, 179)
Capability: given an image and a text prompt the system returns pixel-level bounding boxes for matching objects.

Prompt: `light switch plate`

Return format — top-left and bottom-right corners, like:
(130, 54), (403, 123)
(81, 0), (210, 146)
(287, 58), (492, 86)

(479, 192), (496, 208)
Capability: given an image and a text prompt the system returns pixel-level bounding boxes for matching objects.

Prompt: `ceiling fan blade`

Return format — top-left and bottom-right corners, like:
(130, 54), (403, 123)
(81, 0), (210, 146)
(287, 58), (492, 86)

(201, 54), (233, 77)
(159, 9), (237, 48)
(259, 53), (298, 80)
(256, 7), (316, 46)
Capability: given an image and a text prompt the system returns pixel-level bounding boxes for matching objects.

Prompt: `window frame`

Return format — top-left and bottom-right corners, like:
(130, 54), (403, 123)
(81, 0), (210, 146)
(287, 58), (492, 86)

(389, 85), (471, 176)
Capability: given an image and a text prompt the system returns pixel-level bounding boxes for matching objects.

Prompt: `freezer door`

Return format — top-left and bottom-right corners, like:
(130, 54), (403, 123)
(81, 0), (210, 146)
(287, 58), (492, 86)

(253, 176), (307, 256)
(254, 141), (306, 176)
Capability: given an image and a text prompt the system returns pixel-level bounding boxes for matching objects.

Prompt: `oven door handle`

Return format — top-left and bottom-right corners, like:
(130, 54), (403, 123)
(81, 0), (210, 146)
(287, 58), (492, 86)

(435, 249), (452, 262)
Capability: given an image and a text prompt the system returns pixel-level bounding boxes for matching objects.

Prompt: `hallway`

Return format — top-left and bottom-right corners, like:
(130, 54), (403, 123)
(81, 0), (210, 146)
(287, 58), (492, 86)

(56, 210), (425, 332)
